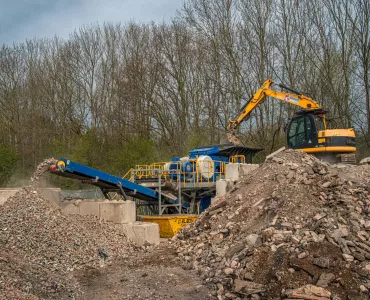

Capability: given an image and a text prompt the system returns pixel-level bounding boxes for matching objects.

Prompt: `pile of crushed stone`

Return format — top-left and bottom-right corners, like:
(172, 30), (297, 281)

(175, 149), (370, 299)
(0, 160), (137, 299)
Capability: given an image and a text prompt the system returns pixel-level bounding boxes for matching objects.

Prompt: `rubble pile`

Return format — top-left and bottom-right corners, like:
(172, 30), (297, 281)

(176, 150), (370, 299)
(0, 160), (135, 299)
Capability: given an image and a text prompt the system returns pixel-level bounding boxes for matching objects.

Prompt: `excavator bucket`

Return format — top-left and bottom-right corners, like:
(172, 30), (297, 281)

(226, 127), (242, 145)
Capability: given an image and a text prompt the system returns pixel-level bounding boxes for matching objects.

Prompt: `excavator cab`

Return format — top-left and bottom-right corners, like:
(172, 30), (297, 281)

(286, 110), (325, 150)
(286, 109), (356, 163)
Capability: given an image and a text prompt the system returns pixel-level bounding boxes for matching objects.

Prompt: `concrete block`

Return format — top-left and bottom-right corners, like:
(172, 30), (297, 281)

(266, 147), (286, 160)
(239, 164), (259, 177)
(79, 200), (100, 217)
(122, 222), (160, 246)
(216, 179), (228, 197)
(226, 163), (240, 182)
(60, 200), (80, 215)
(226, 163), (259, 182)
(39, 188), (61, 205)
(0, 189), (20, 206)
(100, 200), (136, 224)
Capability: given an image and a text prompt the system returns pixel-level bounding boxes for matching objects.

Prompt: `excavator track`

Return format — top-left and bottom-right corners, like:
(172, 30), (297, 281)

(339, 153), (357, 165)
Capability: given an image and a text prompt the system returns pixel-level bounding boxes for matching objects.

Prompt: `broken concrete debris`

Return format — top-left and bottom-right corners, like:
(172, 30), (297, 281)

(175, 149), (370, 299)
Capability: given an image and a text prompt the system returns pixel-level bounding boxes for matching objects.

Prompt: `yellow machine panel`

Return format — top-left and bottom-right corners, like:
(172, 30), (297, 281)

(140, 215), (197, 238)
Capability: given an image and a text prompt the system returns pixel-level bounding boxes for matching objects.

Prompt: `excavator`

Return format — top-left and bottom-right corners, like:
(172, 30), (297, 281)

(227, 78), (357, 163)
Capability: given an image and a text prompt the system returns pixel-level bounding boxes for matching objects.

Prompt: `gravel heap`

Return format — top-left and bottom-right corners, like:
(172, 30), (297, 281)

(175, 150), (370, 299)
(0, 160), (136, 299)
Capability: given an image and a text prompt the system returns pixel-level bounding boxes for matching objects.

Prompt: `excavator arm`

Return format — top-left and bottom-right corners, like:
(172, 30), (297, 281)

(227, 78), (323, 144)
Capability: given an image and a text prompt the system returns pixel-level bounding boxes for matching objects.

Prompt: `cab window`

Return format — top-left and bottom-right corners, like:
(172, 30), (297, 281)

(314, 116), (325, 131)
(288, 116), (313, 148)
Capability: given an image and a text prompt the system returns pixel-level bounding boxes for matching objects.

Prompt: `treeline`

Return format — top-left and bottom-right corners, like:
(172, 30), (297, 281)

(0, 0), (369, 186)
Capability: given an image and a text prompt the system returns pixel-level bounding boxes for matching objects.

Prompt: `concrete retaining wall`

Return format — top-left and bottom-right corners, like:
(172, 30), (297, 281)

(0, 189), (19, 206)
(0, 188), (61, 206)
(60, 199), (136, 224)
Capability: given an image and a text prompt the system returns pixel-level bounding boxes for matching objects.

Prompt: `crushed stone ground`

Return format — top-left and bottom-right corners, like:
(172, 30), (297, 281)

(0, 160), (137, 299)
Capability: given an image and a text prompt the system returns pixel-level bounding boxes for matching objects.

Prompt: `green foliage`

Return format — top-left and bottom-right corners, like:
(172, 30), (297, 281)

(107, 137), (156, 176)
(0, 145), (18, 186)
(70, 129), (101, 168)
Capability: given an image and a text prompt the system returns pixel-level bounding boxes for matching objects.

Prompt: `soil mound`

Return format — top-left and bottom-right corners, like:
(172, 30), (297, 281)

(176, 150), (370, 299)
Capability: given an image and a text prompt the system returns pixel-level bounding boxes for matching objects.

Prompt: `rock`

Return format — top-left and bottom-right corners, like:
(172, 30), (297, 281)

(313, 257), (330, 268)
(286, 171), (295, 179)
(290, 258), (317, 277)
(244, 272), (254, 281)
(359, 157), (370, 165)
(281, 222), (293, 229)
(277, 174), (286, 183)
(208, 199), (227, 213)
(262, 227), (275, 240)
(360, 285), (369, 293)
(316, 273), (335, 287)
(342, 254), (354, 262)
(286, 284), (331, 299)
(225, 292), (238, 299)
(272, 157), (284, 163)
(321, 182), (332, 188)
(234, 279), (266, 295)
(364, 221), (370, 230)
(298, 252), (308, 259)
(246, 234), (262, 248)
(313, 213), (326, 221)
(226, 243), (245, 258)
(209, 207), (224, 215)
(224, 268), (234, 275)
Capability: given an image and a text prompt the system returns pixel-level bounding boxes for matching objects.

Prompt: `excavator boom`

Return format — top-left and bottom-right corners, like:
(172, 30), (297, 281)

(227, 79), (322, 142)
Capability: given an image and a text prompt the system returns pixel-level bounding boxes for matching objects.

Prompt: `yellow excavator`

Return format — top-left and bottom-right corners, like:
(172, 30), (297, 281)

(227, 78), (356, 163)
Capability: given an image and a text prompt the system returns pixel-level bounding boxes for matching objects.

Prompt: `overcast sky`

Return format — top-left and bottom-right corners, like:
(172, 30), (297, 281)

(0, 0), (182, 45)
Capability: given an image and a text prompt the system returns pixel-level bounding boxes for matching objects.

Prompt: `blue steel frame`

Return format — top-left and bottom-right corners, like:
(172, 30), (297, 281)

(55, 158), (177, 204)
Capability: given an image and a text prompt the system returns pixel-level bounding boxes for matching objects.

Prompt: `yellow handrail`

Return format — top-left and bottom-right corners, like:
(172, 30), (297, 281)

(229, 155), (246, 164)
(123, 168), (133, 181)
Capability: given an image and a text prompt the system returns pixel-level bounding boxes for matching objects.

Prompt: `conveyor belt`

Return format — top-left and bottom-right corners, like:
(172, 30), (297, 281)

(50, 158), (178, 204)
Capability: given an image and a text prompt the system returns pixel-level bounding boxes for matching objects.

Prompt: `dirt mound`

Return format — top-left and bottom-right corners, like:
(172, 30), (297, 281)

(175, 149), (370, 299)
(0, 161), (136, 299)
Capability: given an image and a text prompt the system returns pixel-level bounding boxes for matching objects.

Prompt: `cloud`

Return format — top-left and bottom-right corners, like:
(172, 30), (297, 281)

(0, 0), (182, 45)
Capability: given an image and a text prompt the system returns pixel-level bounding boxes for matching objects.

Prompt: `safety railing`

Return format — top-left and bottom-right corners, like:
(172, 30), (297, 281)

(123, 168), (133, 181)
(133, 162), (169, 179)
(178, 159), (226, 188)
(229, 155), (246, 164)
(131, 158), (226, 188)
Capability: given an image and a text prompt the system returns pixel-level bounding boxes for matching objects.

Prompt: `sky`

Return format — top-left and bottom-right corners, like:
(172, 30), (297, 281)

(0, 0), (183, 45)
